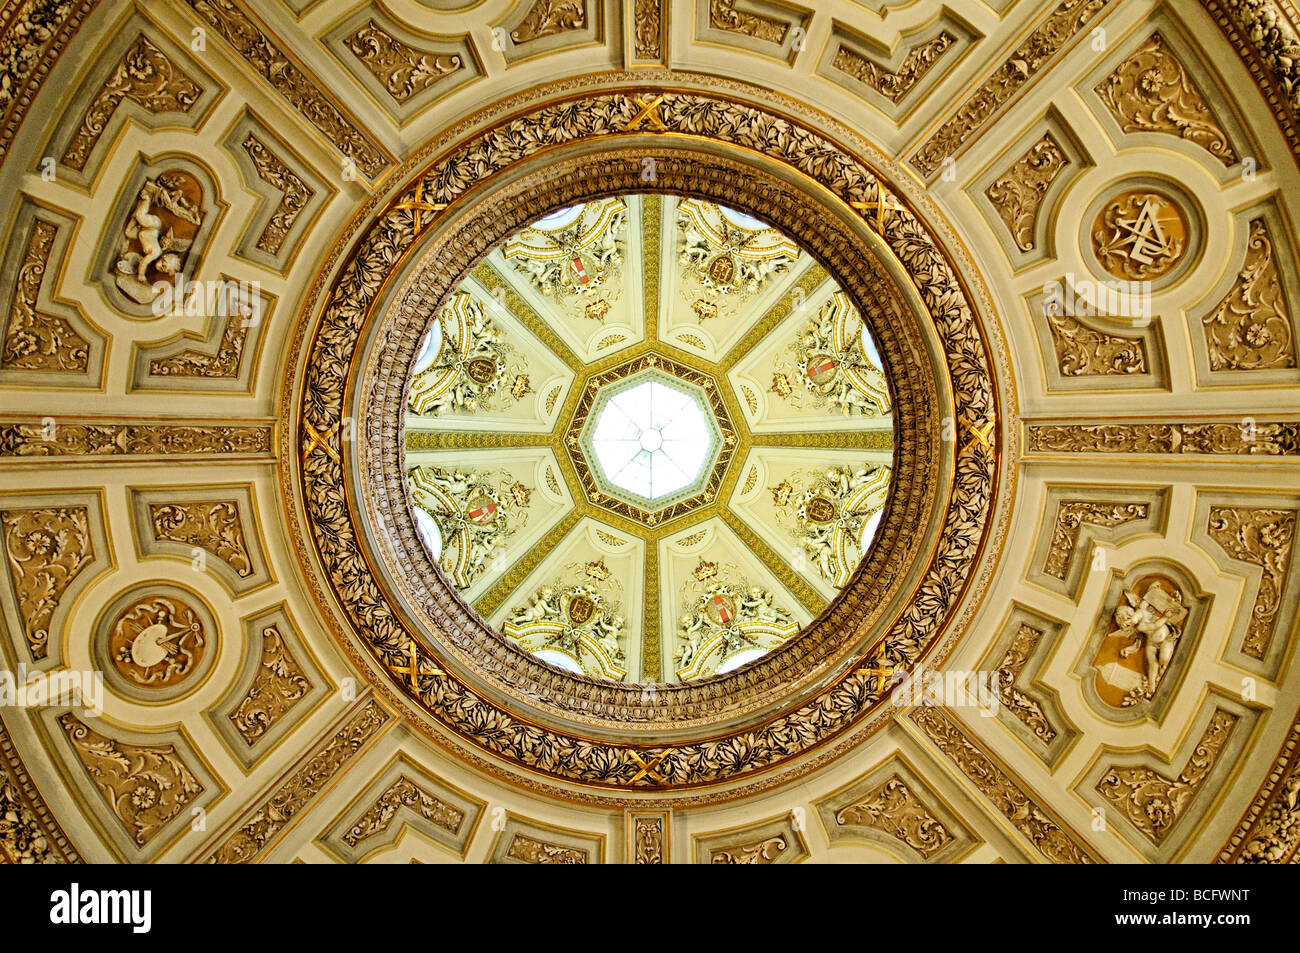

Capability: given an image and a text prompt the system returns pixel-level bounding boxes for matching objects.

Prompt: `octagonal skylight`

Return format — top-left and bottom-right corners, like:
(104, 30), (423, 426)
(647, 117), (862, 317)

(590, 379), (712, 501)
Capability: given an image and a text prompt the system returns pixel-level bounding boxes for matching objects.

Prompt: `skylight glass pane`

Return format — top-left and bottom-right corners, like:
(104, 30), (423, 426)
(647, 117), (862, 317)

(859, 507), (884, 555)
(412, 321), (443, 373)
(717, 647), (767, 674)
(534, 204), (584, 230)
(413, 506), (443, 562)
(590, 380), (712, 501)
(534, 649), (584, 673)
(718, 204), (769, 231)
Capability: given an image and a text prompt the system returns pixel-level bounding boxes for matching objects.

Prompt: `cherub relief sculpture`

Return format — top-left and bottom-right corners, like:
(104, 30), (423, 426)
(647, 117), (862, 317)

(674, 560), (798, 680)
(113, 172), (204, 306)
(408, 291), (530, 417)
(675, 199), (799, 300)
(771, 463), (890, 587)
(771, 291), (890, 417)
(408, 465), (531, 589)
(504, 582), (627, 681)
(501, 198), (627, 302)
(1116, 582), (1187, 696)
(1093, 577), (1189, 707)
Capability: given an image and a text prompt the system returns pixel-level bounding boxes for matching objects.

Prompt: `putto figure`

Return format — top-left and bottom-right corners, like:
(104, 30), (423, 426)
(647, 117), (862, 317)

(113, 172), (204, 305)
(1115, 581), (1188, 700)
(504, 582), (627, 681)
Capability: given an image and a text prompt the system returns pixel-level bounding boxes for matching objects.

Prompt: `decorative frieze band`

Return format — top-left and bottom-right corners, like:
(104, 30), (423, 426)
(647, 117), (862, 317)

(201, 698), (390, 863)
(1200, 0), (1300, 165)
(1, 718), (82, 863)
(910, 0), (1112, 177)
(0, 0), (99, 168)
(1219, 705), (1300, 862)
(911, 705), (1097, 863)
(0, 420), (275, 460)
(1025, 421), (1299, 456)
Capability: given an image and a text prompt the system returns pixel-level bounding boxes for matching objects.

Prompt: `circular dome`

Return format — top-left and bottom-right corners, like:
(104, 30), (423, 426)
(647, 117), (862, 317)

(401, 194), (895, 683)
(303, 91), (995, 793)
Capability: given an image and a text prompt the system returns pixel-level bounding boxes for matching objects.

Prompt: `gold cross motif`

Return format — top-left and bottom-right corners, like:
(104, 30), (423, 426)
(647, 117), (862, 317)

(959, 416), (995, 455)
(303, 422), (339, 462)
(628, 750), (668, 783)
(393, 179), (448, 232)
(391, 639), (442, 691)
(852, 188), (901, 230)
(857, 662), (896, 687)
(627, 94), (668, 130)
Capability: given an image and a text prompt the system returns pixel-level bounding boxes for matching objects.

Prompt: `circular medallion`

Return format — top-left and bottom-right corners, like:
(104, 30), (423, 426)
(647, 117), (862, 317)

(805, 354), (839, 387)
(1091, 188), (1189, 282)
(706, 254), (736, 285)
(705, 593), (737, 627)
(804, 496), (838, 524)
(567, 595), (596, 626)
(465, 357), (497, 385)
(109, 599), (204, 688)
(95, 587), (217, 702)
(464, 494), (499, 528)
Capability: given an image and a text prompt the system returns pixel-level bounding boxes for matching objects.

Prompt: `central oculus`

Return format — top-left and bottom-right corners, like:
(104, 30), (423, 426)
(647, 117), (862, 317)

(567, 357), (735, 526)
(589, 376), (716, 501)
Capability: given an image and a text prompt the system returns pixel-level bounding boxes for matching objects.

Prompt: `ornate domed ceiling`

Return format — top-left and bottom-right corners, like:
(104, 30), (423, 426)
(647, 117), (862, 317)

(401, 193), (893, 683)
(0, 0), (1298, 868)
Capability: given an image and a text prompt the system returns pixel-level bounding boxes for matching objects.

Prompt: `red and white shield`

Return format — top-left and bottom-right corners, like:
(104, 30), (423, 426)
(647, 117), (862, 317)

(807, 356), (837, 384)
(570, 255), (591, 284)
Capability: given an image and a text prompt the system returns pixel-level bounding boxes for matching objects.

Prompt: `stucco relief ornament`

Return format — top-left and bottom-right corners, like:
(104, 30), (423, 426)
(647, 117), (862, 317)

(502, 198), (627, 301)
(1102, 580), (1188, 705)
(1203, 219), (1296, 370)
(1094, 32), (1239, 166)
(409, 466), (530, 589)
(985, 134), (1069, 252)
(108, 596), (205, 689)
(772, 290), (890, 415)
(408, 291), (528, 416)
(675, 578), (797, 680)
(832, 32), (956, 103)
(344, 20), (461, 104)
(676, 198), (799, 304)
(511, 0), (586, 43)
(113, 172), (203, 305)
(504, 583), (627, 680)
(710, 835), (787, 864)
(568, 555), (622, 591)
(774, 464), (890, 586)
(1, 506), (93, 660)
(1091, 190), (1187, 282)
(59, 714), (202, 847)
